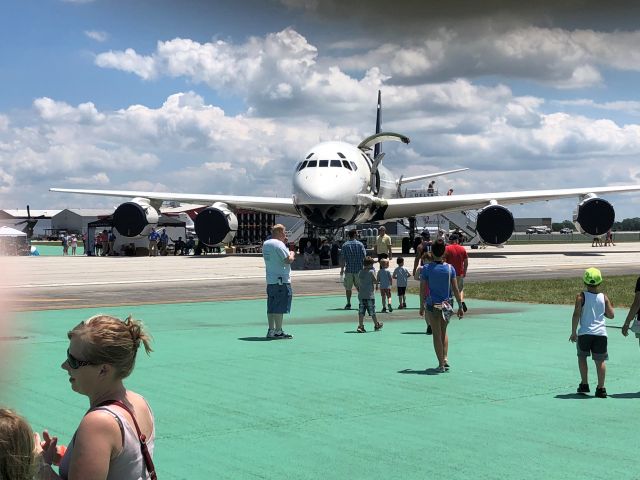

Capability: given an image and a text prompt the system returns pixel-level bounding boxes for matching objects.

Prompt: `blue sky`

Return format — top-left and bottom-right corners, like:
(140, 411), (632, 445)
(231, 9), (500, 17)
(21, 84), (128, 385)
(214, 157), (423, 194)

(2, 0), (640, 222)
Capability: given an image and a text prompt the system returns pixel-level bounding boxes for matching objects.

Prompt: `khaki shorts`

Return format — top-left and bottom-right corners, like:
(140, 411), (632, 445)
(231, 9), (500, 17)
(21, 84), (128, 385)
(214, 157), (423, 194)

(344, 272), (360, 290)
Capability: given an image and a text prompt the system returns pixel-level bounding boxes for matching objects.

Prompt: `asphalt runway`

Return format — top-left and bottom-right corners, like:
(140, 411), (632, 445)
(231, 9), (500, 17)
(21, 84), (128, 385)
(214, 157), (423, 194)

(4, 242), (640, 310)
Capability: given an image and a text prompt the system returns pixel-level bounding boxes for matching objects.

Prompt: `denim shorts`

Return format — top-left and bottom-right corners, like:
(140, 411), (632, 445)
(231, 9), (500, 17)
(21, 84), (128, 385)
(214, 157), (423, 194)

(267, 283), (292, 314)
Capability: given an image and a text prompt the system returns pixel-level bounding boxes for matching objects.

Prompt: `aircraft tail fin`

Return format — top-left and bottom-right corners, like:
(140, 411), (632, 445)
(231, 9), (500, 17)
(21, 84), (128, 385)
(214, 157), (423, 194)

(374, 90), (382, 158)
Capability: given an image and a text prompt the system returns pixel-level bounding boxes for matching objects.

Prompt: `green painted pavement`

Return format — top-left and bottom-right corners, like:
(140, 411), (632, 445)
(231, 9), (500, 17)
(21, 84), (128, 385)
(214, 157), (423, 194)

(2, 297), (639, 479)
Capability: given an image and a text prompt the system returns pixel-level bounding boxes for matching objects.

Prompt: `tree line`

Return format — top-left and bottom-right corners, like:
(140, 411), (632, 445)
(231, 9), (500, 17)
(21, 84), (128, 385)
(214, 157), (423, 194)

(551, 218), (640, 232)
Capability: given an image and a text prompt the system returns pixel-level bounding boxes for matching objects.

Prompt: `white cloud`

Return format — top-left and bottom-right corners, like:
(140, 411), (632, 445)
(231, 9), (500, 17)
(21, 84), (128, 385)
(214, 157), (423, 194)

(555, 99), (640, 116)
(84, 30), (109, 42)
(92, 25), (640, 117)
(64, 172), (110, 185)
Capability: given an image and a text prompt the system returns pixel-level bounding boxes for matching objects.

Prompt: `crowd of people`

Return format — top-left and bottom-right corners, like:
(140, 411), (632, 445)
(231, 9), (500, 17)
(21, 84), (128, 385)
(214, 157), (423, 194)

(3, 224), (640, 479)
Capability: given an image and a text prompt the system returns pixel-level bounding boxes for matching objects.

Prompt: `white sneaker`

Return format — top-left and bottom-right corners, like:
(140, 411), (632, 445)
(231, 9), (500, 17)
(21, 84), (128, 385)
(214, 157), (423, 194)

(273, 329), (293, 339)
(630, 319), (640, 334)
(266, 329), (276, 338)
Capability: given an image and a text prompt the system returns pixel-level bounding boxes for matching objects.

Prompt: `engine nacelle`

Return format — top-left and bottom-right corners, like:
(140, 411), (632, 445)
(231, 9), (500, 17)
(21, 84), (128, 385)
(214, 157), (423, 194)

(475, 204), (514, 245)
(194, 203), (238, 246)
(113, 198), (159, 237)
(573, 196), (615, 235)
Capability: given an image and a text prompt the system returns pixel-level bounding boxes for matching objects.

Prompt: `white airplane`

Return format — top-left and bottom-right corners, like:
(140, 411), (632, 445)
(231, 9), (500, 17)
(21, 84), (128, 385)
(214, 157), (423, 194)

(51, 91), (640, 246)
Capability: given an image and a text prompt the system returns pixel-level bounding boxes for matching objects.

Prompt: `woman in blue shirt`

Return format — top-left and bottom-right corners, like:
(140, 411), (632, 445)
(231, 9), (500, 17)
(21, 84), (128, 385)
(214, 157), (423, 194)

(420, 239), (464, 372)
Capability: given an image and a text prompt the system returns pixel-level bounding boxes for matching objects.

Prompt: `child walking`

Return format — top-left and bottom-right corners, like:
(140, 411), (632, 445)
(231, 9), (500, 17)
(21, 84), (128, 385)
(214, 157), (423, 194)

(357, 256), (382, 333)
(377, 258), (393, 312)
(570, 267), (615, 398)
(393, 257), (411, 309)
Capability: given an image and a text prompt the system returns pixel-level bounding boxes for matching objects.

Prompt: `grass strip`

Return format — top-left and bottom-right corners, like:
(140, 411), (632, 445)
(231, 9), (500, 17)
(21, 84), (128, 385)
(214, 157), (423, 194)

(410, 274), (639, 307)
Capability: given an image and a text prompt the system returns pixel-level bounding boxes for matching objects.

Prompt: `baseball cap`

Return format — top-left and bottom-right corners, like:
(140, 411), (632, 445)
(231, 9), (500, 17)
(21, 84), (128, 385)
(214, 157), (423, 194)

(583, 267), (603, 286)
(421, 230), (430, 238)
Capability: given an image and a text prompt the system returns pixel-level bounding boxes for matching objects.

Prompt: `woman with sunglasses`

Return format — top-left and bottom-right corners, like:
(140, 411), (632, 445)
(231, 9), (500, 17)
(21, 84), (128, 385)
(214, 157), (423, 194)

(37, 314), (155, 480)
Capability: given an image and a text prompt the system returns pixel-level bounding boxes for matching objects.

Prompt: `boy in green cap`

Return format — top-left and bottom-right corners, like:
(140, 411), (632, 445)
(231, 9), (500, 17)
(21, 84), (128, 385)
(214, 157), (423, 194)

(569, 267), (615, 398)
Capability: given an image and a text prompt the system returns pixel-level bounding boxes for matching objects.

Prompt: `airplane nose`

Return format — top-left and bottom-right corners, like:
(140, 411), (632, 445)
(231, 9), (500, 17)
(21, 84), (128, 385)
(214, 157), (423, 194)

(293, 170), (358, 203)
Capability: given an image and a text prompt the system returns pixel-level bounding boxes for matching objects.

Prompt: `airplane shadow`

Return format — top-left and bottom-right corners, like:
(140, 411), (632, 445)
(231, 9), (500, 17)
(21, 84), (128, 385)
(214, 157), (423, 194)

(563, 252), (605, 257)
(554, 393), (592, 400)
(237, 337), (274, 342)
(398, 368), (441, 376)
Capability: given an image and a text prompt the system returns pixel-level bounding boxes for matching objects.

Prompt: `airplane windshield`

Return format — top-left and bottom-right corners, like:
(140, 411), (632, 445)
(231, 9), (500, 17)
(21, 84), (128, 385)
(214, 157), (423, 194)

(342, 160), (352, 170)
(330, 160), (341, 167)
(319, 160), (329, 167)
(298, 161), (308, 171)
(350, 161), (358, 171)
(307, 160), (317, 167)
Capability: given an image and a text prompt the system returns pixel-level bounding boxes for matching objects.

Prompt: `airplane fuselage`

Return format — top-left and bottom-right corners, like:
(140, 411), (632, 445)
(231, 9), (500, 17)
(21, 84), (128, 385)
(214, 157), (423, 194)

(292, 141), (396, 228)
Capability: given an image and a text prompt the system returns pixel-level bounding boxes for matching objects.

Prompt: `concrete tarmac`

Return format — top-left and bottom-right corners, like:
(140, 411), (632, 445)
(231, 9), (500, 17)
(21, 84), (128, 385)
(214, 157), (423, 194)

(4, 242), (640, 310)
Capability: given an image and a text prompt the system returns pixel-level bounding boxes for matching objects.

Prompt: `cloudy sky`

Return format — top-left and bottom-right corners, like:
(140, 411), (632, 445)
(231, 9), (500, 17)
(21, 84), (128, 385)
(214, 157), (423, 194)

(2, 0), (640, 221)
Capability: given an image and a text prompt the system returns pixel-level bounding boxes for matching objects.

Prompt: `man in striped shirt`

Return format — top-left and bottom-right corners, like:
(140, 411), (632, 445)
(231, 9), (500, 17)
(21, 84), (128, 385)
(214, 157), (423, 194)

(340, 229), (367, 309)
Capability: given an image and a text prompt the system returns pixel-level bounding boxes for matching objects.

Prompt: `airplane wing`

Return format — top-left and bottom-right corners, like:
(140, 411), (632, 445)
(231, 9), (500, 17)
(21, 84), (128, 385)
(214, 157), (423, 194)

(49, 188), (299, 217)
(378, 185), (640, 219)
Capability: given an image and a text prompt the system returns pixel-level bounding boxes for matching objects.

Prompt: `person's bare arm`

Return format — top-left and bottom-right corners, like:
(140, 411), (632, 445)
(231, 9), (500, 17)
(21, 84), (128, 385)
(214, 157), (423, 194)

(622, 292), (640, 336)
(603, 294), (615, 319)
(413, 245), (422, 275)
(570, 293), (583, 342)
(67, 411), (121, 480)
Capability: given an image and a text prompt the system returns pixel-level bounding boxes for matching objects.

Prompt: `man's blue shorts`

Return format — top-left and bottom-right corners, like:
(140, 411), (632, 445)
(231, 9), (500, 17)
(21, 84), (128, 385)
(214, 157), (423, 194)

(267, 283), (292, 314)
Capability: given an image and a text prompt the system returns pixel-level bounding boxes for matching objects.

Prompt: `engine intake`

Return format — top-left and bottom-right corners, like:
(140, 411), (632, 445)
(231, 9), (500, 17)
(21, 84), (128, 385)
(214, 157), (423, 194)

(476, 204), (514, 245)
(113, 198), (159, 237)
(574, 197), (614, 235)
(194, 203), (238, 246)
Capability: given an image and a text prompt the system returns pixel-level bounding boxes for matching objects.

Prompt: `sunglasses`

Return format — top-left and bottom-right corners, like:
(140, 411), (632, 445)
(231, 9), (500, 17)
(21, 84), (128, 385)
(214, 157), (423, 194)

(66, 349), (94, 369)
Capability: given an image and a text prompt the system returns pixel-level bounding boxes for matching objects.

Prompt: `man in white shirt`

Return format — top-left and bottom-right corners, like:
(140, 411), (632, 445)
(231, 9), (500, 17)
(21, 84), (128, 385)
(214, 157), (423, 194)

(262, 224), (296, 339)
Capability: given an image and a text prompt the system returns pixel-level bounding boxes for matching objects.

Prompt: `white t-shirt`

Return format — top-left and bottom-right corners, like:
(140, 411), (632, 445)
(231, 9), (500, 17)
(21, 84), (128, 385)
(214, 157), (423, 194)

(578, 291), (607, 337)
(263, 238), (291, 284)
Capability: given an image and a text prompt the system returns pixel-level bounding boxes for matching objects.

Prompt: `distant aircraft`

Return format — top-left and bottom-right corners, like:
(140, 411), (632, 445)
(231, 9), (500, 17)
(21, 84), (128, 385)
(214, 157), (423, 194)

(51, 91), (640, 246)
(14, 205), (45, 240)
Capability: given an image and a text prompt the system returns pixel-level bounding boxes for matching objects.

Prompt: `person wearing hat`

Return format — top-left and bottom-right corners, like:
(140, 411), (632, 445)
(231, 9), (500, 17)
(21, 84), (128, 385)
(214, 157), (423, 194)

(570, 267), (615, 398)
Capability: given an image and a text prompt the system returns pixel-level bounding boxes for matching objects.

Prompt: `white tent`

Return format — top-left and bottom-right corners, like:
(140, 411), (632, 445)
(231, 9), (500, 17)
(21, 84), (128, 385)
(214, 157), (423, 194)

(0, 226), (27, 237)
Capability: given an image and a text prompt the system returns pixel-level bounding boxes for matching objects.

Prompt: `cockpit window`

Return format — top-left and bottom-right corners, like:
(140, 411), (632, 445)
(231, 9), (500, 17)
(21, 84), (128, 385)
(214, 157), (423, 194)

(298, 160), (308, 171)
(337, 152), (346, 159)
(330, 160), (341, 167)
(307, 160), (317, 167)
(342, 160), (352, 170)
(306, 152), (314, 159)
(350, 161), (358, 171)
(319, 160), (329, 167)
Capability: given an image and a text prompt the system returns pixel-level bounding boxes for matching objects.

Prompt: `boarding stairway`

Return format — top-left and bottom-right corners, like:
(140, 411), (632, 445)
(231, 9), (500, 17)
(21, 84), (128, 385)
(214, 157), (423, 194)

(286, 218), (307, 244)
(439, 210), (481, 246)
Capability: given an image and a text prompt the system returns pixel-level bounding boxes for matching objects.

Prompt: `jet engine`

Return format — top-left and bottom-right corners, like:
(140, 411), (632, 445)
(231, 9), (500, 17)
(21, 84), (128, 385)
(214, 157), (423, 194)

(573, 196), (615, 235)
(475, 204), (514, 245)
(113, 198), (159, 237)
(194, 202), (238, 246)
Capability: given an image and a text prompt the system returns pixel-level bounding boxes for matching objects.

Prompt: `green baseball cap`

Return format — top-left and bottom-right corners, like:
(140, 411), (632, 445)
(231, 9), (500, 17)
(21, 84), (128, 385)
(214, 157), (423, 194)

(583, 267), (603, 286)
